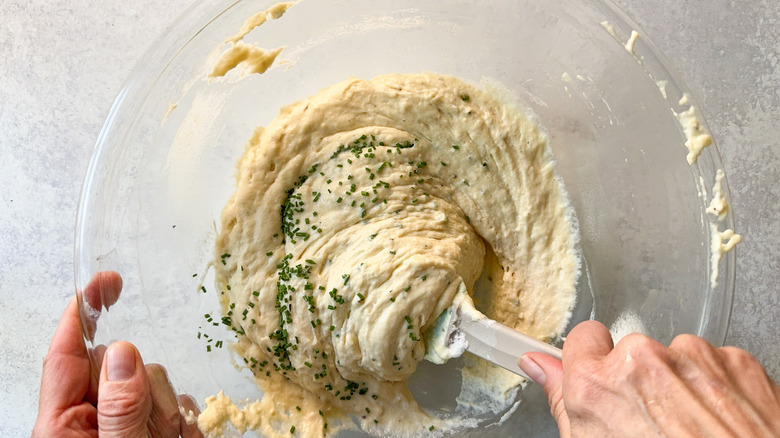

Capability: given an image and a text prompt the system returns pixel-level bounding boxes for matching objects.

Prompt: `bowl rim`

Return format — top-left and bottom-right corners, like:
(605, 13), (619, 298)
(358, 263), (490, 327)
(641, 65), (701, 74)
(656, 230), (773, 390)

(74, 0), (736, 402)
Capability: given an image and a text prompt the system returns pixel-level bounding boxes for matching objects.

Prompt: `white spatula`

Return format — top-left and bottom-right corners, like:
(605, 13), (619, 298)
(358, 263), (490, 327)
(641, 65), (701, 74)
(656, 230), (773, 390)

(429, 305), (562, 379)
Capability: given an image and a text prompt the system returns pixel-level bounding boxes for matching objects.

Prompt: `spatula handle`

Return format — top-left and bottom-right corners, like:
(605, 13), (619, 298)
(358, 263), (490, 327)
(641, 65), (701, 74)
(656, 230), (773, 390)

(460, 316), (563, 378)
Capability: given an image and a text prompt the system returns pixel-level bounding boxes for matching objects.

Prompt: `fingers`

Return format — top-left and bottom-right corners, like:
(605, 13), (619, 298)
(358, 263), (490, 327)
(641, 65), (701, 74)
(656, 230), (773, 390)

(46, 297), (88, 359)
(718, 345), (776, 396)
(520, 353), (570, 437)
(178, 394), (204, 438)
(35, 273), (123, 433)
(516, 321), (613, 438)
(98, 342), (152, 437)
(146, 364), (182, 438)
(562, 320), (614, 366)
(85, 344), (108, 406)
(80, 271), (123, 343)
(38, 297), (91, 415)
(519, 352), (560, 387)
(82, 271), (123, 311)
(717, 346), (780, 434)
(146, 366), (205, 438)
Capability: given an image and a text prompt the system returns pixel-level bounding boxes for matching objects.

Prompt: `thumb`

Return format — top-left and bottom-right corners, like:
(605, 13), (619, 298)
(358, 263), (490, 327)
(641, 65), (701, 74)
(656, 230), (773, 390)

(98, 341), (152, 437)
(519, 352), (570, 437)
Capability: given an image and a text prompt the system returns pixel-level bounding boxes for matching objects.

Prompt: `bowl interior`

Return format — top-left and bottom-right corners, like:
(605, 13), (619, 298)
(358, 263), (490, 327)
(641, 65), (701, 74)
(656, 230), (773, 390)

(75, 0), (735, 436)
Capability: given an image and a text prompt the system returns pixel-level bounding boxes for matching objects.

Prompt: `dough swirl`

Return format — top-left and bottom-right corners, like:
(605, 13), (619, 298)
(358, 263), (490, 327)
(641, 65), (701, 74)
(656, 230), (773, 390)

(211, 73), (578, 436)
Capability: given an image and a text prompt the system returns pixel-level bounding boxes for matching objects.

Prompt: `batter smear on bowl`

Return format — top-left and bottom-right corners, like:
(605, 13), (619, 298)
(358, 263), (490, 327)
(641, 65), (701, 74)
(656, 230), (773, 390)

(204, 73), (580, 437)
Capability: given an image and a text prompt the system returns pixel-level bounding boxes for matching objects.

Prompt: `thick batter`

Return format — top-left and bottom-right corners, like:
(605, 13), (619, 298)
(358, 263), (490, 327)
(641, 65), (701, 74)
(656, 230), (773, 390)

(205, 73), (579, 437)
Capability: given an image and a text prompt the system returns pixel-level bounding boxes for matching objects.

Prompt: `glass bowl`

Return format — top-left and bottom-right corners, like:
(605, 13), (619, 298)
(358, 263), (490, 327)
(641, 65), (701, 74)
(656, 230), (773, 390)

(75, 0), (737, 436)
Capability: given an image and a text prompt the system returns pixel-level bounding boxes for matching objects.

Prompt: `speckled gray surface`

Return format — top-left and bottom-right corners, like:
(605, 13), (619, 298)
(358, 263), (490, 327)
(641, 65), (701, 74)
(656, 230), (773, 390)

(1, 0), (778, 436)
(611, 0), (780, 377)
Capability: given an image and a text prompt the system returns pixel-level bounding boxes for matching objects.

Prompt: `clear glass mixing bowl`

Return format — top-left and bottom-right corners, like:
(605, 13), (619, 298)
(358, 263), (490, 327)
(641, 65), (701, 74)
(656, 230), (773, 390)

(75, 0), (737, 436)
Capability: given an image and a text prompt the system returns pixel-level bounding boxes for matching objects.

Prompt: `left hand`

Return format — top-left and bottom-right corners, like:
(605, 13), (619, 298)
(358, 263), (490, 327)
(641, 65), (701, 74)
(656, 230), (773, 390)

(32, 271), (202, 438)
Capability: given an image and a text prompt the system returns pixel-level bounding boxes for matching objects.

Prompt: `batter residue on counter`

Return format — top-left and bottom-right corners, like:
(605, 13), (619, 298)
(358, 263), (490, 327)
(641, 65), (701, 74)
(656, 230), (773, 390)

(205, 73), (580, 437)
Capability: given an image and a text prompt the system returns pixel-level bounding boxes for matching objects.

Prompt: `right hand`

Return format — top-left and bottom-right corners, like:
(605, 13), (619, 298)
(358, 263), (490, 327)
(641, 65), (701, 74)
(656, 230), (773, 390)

(519, 320), (780, 437)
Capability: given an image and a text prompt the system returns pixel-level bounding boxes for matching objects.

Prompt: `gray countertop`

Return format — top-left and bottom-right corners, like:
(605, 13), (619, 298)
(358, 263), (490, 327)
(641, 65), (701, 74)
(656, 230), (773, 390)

(1, 0), (778, 436)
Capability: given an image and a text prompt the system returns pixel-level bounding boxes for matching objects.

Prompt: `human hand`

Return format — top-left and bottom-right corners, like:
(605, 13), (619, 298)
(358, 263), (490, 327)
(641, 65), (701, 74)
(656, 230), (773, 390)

(519, 320), (780, 437)
(32, 271), (202, 438)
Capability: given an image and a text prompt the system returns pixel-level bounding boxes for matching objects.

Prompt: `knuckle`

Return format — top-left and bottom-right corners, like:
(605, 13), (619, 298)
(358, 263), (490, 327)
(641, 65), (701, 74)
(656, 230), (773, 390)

(615, 333), (668, 363)
(670, 334), (712, 355)
(610, 334), (677, 389)
(670, 335), (725, 371)
(720, 346), (761, 369)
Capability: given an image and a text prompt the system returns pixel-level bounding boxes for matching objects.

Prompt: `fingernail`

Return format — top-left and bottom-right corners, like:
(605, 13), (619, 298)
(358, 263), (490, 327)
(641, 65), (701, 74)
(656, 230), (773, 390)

(107, 343), (136, 381)
(519, 356), (546, 385)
